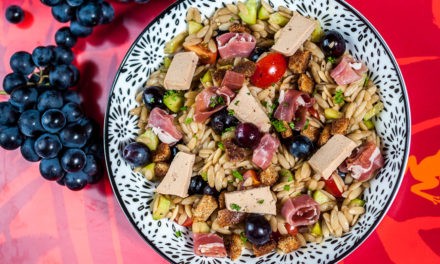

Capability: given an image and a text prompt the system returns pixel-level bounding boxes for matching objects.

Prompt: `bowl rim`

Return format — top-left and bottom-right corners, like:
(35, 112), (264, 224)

(103, 1), (411, 263)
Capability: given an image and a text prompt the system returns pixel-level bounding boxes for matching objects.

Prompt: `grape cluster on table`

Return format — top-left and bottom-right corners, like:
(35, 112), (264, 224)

(1, 0), (115, 190)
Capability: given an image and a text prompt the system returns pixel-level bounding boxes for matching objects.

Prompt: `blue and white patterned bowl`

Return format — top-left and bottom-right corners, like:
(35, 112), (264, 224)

(104, 0), (410, 263)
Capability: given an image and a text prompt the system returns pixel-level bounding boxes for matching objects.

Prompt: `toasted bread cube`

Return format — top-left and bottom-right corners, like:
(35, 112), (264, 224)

(218, 191), (226, 209)
(288, 50), (312, 74)
(280, 121), (293, 139)
(277, 235), (301, 254)
(154, 162), (170, 177)
(331, 118), (350, 135)
(233, 60), (256, 77)
(225, 234), (243, 261)
(301, 125), (321, 142)
(260, 165), (279, 186)
(318, 124), (331, 147)
(217, 209), (246, 227)
(229, 23), (251, 34)
(193, 195), (218, 222)
(298, 73), (314, 94)
(152, 143), (171, 162)
(252, 239), (276, 257)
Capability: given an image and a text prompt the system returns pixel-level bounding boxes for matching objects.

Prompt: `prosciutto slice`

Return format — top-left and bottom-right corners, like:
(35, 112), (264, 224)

(330, 55), (368, 85)
(340, 141), (384, 182)
(281, 195), (320, 227)
(216, 32), (256, 59)
(274, 89), (315, 130)
(194, 86), (235, 123)
(147, 108), (182, 145)
(221, 70), (245, 90)
(252, 134), (280, 170)
(193, 233), (227, 258)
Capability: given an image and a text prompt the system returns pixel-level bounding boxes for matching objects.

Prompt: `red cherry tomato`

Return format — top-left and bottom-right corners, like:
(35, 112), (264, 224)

(243, 169), (261, 186)
(250, 52), (287, 88)
(284, 223), (298, 236)
(180, 217), (193, 227)
(324, 177), (343, 197)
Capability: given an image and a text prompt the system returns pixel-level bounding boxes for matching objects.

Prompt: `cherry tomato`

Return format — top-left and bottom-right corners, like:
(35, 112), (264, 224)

(180, 217), (193, 227)
(250, 52), (287, 88)
(324, 175), (343, 197)
(185, 43), (217, 65)
(284, 223), (298, 236)
(243, 169), (261, 186)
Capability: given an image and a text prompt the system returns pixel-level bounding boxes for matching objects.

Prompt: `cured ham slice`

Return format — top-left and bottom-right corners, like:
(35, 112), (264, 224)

(330, 55), (368, 85)
(193, 233), (227, 257)
(147, 107), (182, 145)
(221, 70), (245, 90)
(281, 195), (320, 227)
(217, 32), (256, 59)
(194, 86), (235, 123)
(273, 89), (315, 130)
(252, 134), (280, 170)
(341, 141), (384, 181)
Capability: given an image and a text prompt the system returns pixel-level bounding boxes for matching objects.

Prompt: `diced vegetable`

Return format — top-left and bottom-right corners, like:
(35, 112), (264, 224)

(163, 57), (172, 69)
(257, 5), (270, 20)
(200, 70), (212, 85)
(243, 169), (261, 186)
(188, 21), (203, 34)
(312, 190), (331, 204)
(324, 173), (344, 197)
(324, 108), (343, 119)
(184, 43), (217, 65)
(284, 223), (298, 236)
(181, 217), (193, 227)
(268, 12), (289, 26)
(364, 102), (384, 121)
(363, 119), (374, 130)
(141, 162), (155, 181)
(221, 127), (236, 140)
(311, 222), (322, 236)
(238, 0), (258, 25)
(164, 32), (187, 54)
(279, 169), (294, 182)
(152, 195), (171, 220)
(164, 90), (184, 113)
(310, 20), (324, 43)
(349, 198), (366, 207)
(137, 128), (159, 151)
(192, 221), (210, 233)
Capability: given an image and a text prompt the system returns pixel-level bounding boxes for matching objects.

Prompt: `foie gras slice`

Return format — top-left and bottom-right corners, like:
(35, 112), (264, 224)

(308, 134), (357, 180)
(156, 151), (195, 197)
(227, 85), (271, 133)
(164, 51), (199, 90)
(225, 186), (276, 215)
(271, 12), (316, 57)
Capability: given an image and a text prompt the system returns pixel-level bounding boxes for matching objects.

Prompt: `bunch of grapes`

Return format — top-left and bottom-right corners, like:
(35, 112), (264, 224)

(0, 0), (115, 190)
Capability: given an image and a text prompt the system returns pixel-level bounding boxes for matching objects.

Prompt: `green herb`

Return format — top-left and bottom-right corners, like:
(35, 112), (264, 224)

(228, 109), (235, 116)
(327, 56), (336, 64)
(234, 100), (240, 106)
(180, 106), (188, 111)
(165, 90), (179, 97)
(303, 119), (310, 130)
(209, 96), (225, 108)
(217, 142), (225, 150)
(271, 120), (287, 132)
(262, 101), (268, 107)
(201, 172), (208, 181)
(232, 170), (244, 181)
(224, 127), (235, 132)
(228, 180), (234, 184)
(230, 203), (241, 211)
(289, 122), (295, 130)
(333, 89), (344, 105)
(229, 17), (236, 22)
(363, 75), (370, 87)
(185, 117), (193, 124)
(284, 185), (290, 191)
(257, 199), (264, 204)
(280, 169), (294, 182)
(240, 232), (248, 243)
(175, 231), (182, 237)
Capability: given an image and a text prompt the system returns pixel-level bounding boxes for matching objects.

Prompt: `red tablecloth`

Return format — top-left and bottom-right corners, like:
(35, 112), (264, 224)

(1, 0), (440, 263)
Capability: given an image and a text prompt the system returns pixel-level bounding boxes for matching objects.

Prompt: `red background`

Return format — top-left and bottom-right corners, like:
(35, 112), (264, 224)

(1, 0), (440, 263)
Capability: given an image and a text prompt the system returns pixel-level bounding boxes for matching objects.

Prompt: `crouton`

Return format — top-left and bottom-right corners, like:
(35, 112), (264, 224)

(217, 209), (246, 227)
(277, 235), (301, 254)
(152, 143), (171, 162)
(193, 195), (218, 222)
(225, 234), (243, 261)
(288, 50), (311, 74)
(154, 162), (169, 178)
(252, 239), (276, 257)
(212, 69), (227, 86)
(233, 60), (256, 77)
(298, 73), (314, 94)
(301, 125), (320, 142)
(317, 124), (331, 146)
(224, 138), (251, 162)
(260, 165), (279, 186)
(229, 23), (251, 34)
(217, 58), (234, 66)
(331, 117), (350, 135)
(218, 191), (226, 209)
(280, 121), (293, 139)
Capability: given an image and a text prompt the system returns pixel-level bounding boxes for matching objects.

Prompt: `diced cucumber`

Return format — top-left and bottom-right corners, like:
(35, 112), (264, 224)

(188, 21), (203, 34)
(164, 32), (187, 54)
(200, 70), (212, 85)
(363, 102), (384, 121)
(141, 163), (155, 181)
(163, 57), (172, 69)
(349, 198), (366, 207)
(152, 195), (171, 220)
(324, 108), (343, 119)
(164, 91), (184, 113)
(279, 169), (294, 182)
(258, 6), (270, 20)
(238, 0), (258, 25)
(221, 127), (236, 141)
(310, 20), (324, 43)
(137, 128), (159, 151)
(313, 190), (331, 204)
(192, 221), (210, 233)
(311, 222), (322, 236)
(363, 119), (374, 130)
(268, 12), (289, 26)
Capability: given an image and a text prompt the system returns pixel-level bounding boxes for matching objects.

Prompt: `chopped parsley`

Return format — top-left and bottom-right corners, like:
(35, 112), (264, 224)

(257, 199), (265, 204)
(175, 231), (182, 237)
(234, 100), (240, 106)
(229, 17), (236, 22)
(201, 171), (208, 181)
(224, 126), (235, 132)
(217, 142), (225, 150)
(289, 122), (296, 130)
(262, 101), (268, 107)
(268, 102), (278, 116)
(185, 117), (193, 124)
(228, 109), (235, 116)
(209, 96), (225, 108)
(327, 56), (336, 64)
(333, 89), (344, 105)
(165, 90), (179, 97)
(303, 119), (310, 130)
(180, 106), (188, 111)
(240, 232), (248, 243)
(232, 170), (243, 181)
(230, 203), (241, 211)
(272, 120), (287, 132)
(284, 185), (290, 191)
